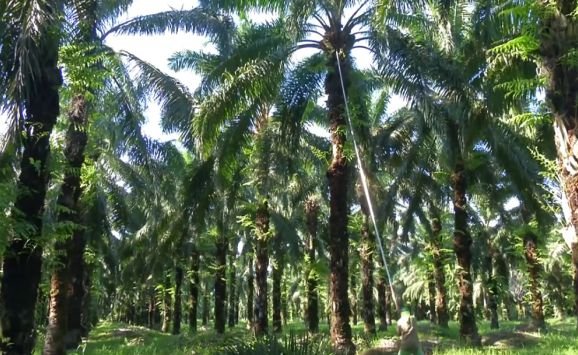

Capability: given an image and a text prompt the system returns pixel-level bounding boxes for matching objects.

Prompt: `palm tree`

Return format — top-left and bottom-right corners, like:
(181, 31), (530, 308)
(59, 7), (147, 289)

(305, 195), (321, 333)
(373, 0), (548, 344)
(188, 1), (432, 350)
(227, 240), (239, 328)
(535, 0), (578, 329)
(215, 220), (229, 334)
(430, 207), (450, 328)
(43, 0), (103, 352)
(490, 0), (578, 328)
(189, 244), (201, 332)
(0, 1), (65, 353)
(43, 92), (90, 355)
(44, 0), (195, 349)
(522, 225), (546, 329)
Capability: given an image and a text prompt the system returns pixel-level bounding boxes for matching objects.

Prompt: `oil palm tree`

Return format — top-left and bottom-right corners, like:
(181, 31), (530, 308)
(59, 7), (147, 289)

(537, 2), (578, 328)
(378, 119), (452, 329)
(43, 0), (112, 351)
(372, 0), (549, 343)
(107, 1), (423, 350)
(0, 1), (66, 353)
(45, 0), (192, 349)
(487, 0), (578, 327)
(185, 1), (430, 350)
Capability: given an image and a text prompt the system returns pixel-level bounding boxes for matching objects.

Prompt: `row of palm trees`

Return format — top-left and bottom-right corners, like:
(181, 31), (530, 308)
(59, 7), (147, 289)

(1, 0), (578, 354)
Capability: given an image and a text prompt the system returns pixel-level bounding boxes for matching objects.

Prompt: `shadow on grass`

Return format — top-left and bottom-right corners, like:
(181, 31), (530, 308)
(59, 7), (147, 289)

(69, 318), (578, 355)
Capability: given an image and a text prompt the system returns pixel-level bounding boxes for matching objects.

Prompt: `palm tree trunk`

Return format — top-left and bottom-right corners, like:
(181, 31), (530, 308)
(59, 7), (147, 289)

(538, 0), (578, 330)
(235, 284), (240, 325)
(360, 217), (376, 334)
(494, 254), (515, 320)
(451, 160), (480, 345)
(376, 276), (387, 331)
(247, 256), (254, 326)
(281, 279), (288, 325)
(215, 235), (228, 334)
(350, 267), (358, 326)
(148, 290), (155, 329)
(272, 250), (283, 333)
(254, 201), (269, 336)
(172, 266), (183, 334)
(162, 276), (172, 333)
(523, 232), (546, 330)
(59, 0), (99, 345)
(80, 266), (93, 335)
(427, 272), (436, 324)
(44, 262), (68, 355)
(486, 242), (499, 329)
(189, 248), (200, 332)
(0, 20), (62, 355)
(325, 44), (355, 354)
(228, 251), (236, 329)
(43, 94), (89, 355)
(305, 197), (320, 333)
(573, 243), (578, 330)
(386, 285), (394, 326)
(431, 215), (449, 328)
(202, 281), (210, 326)
(65, 228), (88, 348)
(272, 231), (284, 333)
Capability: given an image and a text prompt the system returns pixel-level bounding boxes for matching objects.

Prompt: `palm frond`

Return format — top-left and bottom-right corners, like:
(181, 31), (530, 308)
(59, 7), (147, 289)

(122, 51), (196, 146)
(104, 8), (235, 51)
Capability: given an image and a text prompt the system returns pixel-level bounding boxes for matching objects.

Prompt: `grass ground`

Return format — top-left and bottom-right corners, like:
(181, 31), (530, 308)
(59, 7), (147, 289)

(57, 317), (577, 354)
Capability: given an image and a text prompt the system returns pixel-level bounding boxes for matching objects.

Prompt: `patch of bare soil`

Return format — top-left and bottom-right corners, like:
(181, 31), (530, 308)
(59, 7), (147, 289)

(482, 329), (541, 348)
(112, 328), (142, 338)
(363, 323), (548, 354)
(363, 339), (438, 355)
(111, 328), (146, 346)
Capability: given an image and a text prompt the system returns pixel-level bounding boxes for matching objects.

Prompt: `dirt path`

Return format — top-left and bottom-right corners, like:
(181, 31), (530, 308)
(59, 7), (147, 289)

(363, 323), (544, 354)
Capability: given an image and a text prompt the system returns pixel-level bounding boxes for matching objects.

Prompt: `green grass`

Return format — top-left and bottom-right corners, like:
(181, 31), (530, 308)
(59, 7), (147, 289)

(58, 318), (578, 354)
